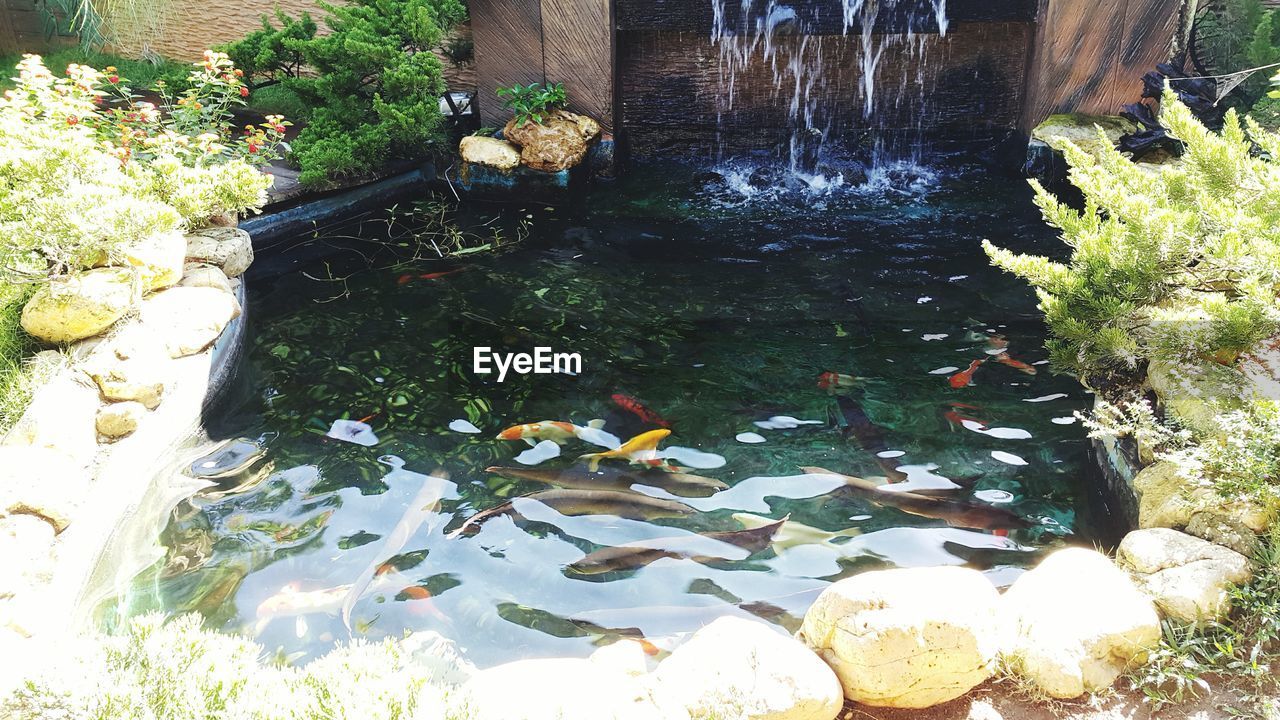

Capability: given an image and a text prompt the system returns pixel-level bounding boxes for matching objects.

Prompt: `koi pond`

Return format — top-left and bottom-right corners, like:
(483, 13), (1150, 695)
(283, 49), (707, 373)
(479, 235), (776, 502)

(105, 160), (1113, 667)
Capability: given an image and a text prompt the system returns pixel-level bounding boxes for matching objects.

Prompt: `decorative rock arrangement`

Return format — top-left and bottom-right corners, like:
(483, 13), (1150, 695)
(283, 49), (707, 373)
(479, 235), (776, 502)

(797, 566), (1002, 709)
(1117, 528), (1253, 623)
(1001, 548), (1160, 700)
(460, 109), (602, 175)
(459, 135), (522, 172)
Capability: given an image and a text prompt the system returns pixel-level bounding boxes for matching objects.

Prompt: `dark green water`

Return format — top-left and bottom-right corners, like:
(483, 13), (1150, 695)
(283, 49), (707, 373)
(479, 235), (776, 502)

(114, 161), (1108, 666)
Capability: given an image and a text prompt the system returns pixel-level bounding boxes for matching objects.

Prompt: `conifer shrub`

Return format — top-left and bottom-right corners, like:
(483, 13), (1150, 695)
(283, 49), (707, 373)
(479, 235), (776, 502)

(221, 0), (468, 187)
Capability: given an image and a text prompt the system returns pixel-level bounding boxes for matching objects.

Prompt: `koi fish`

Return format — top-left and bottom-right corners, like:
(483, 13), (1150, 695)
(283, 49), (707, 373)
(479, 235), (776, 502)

(580, 429), (671, 471)
(833, 395), (908, 483)
(803, 466), (1033, 532)
(994, 352), (1037, 375)
(566, 518), (787, 575)
(612, 394), (671, 428)
(949, 359), (985, 389)
(817, 372), (858, 391)
(397, 585), (446, 619)
(397, 268), (465, 285)
(943, 408), (987, 431)
(731, 512), (862, 552)
(485, 464), (727, 498)
(254, 582), (351, 636)
(447, 488), (695, 537)
(496, 419), (617, 448)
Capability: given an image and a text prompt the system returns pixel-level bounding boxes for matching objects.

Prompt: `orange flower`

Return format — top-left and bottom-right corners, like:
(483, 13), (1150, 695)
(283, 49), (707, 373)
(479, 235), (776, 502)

(239, 86), (250, 98)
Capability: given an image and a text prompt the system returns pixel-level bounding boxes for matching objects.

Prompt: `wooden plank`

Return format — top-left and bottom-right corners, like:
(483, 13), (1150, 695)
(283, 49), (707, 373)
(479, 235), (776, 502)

(1112, 0), (1184, 109)
(0, 0), (18, 55)
(618, 0), (1038, 34)
(472, 0), (546, 128)
(1021, 0), (1124, 127)
(542, 0), (614, 130)
(621, 22), (1031, 156)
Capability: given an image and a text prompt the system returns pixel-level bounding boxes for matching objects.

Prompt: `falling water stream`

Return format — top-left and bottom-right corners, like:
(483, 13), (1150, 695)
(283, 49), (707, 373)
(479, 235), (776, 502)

(710, 0), (950, 188)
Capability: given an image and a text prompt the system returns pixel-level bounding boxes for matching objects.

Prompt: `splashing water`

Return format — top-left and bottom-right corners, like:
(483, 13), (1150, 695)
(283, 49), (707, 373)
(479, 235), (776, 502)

(709, 0), (949, 194)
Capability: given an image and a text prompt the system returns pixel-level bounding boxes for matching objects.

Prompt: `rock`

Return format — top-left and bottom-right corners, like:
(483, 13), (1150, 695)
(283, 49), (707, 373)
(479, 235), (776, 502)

(651, 616), (842, 720)
(114, 230), (186, 291)
(85, 355), (169, 409)
(3, 374), (101, 467)
(1147, 359), (1248, 440)
(95, 401), (147, 439)
(1133, 460), (1275, 534)
(1032, 114), (1133, 158)
(1186, 512), (1261, 559)
(590, 639), (655, 678)
(1001, 548), (1160, 699)
(185, 227), (253, 277)
(796, 566), (1002, 709)
(0, 446), (83, 533)
(1117, 528), (1253, 623)
(460, 136), (521, 172)
(453, 658), (663, 720)
(0, 515), (55, 600)
(179, 263), (234, 295)
(503, 110), (602, 172)
(19, 268), (136, 344)
(400, 630), (476, 686)
(138, 287), (240, 358)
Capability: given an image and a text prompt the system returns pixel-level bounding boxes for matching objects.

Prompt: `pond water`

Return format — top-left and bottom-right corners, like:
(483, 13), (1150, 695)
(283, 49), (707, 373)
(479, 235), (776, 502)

(108, 159), (1110, 667)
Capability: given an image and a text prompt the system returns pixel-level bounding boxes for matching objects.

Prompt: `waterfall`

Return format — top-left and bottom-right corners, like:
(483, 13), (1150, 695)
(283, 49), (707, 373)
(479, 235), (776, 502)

(709, 0), (949, 183)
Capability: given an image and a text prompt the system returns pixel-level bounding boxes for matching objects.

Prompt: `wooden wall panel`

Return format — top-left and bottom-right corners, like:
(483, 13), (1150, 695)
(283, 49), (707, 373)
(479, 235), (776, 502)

(1022, 0), (1187, 129)
(542, 0), (615, 131)
(472, 0), (546, 128)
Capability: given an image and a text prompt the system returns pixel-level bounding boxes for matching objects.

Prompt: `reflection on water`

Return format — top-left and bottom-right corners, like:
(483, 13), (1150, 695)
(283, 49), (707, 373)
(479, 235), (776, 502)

(106, 161), (1109, 667)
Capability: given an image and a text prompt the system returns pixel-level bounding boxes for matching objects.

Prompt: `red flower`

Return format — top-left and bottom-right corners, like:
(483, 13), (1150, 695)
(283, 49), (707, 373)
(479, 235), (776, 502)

(273, 124), (285, 133)
(66, 115), (79, 126)
(239, 86), (250, 98)
(108, 75), (119, 84)
(248, 144), (259, 153)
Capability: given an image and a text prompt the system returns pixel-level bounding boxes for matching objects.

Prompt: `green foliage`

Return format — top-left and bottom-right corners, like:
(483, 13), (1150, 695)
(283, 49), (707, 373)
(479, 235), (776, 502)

(443, 35), (474, 67)
(496, 82), (566, 126)
(1129, 531), (1280, 713)
(0, 613), (452, 720)
(220, 0), (467, 186)
(984, 92), (1280, 380)
(0, 48), (190, 93)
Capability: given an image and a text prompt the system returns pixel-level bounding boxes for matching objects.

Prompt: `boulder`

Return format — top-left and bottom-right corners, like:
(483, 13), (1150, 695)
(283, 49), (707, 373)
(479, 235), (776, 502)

(504, 110), (601, 172)
(138, 287), (241, 358)
(114, 230), (186, 291)
(1133, 460), (1275, 534)
(0, 515), (55, 600)
(651, 616), (842, 720)
(453, 658), (663, 720)
(95, 400), (147, 439)
(1147, 359), (1248, 440)
(19, 268), (136, 344)
(1001, 548), (1160, 699)
(0, 446), (84, 533)
(1117, 528), (1253, 623)
(179, 263), (234, 295)
(1032, 114), (1133, 159)
(1186, 512), (1261, 559)
(796, 566), (1002, 709)
(460, 136), (521, 172)
(85, 355), (169, 409)
(590, 639), (655, 678)
(185, 227), (253, 277)
(3, 374), (101, 467)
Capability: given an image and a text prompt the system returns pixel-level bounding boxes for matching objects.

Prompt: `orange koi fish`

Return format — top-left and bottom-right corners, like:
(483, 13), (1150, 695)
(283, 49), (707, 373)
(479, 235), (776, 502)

(817, 372), (858, 391)
(399, 585), (446, 619)
(994, 352), (1038, 375)
(611, 393), (671, 428)
(496, 419), (610, 446)
(397, 268), (464, 285)
(581, 429), (671, 471)
(949, 359), (985, 389)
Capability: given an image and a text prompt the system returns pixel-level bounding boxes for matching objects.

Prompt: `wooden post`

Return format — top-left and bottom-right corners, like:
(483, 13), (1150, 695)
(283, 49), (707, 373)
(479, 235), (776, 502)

(471, 0), (615, 131)
(0, 0), (19, 55)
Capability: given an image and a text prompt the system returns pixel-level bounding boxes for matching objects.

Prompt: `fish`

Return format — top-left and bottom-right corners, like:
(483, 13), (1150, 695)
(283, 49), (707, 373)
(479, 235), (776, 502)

(566, 518), (787, 575)
(496, 419), (617, 448)
(832, 395), (908, 483)
(732, 512), (861, 552)
(948, 359), (985, 389)
(611, 394), (671, 428)
(802, 466), (1034, 532)
(817, 372), (859, 391)
(398, 268), (465, 284)
(580, 429), (671, 471)
(254, 582), (351, 636)
(341, 470), (455, 632)
(994, 352), (1038, 375)
(398, 584), (446, 619)
(448, 488), (696, 537)
(944, 409), (987, 431)
(484, 465), (727, 498)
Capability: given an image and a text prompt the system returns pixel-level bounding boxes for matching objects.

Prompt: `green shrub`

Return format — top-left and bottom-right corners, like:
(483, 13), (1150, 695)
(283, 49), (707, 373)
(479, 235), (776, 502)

(983, 91), (1280, 381)
(220, 0), (467, 186)
(0, 613), (451, 720)
(496, 81), (566, 126)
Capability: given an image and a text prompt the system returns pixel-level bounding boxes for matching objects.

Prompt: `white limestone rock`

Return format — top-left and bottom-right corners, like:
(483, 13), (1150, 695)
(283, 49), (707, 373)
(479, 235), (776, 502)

(1117, 528), (1254, 623)
(138, 287), (240, 358)
(115, 229), (186, 291)
(797, 566), (1002, 709)
(650, 616), (843, 720)
(1001, 548), (1160, 699)
(96, 400), (147, 440)
(0, 446), (84, 533)
(185, 227), (253, 277)
(460, 135), (522, 172)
